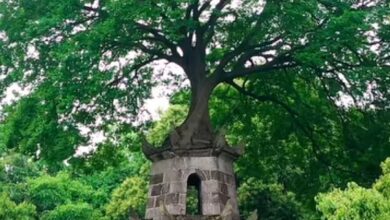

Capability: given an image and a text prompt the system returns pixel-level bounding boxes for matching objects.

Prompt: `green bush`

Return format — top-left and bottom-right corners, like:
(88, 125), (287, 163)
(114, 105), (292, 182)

(42, 203), (102, 220)
(0, 192), (36, 220)
(316, 158), (390, 220)
(28, 173), (97, 212)
(105, 176), (148, 219)
(238, 178), (304, 220)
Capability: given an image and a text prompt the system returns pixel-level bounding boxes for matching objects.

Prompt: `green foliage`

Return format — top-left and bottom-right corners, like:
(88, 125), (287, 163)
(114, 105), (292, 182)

(142, 85), (390, 219)
(76, 150), (149, 195)
(0, 0), (389, 219)
(0, 130), (148, 219)
(239, 178), (305, 220)
(105, 176), (148, 220)
(316, 158), (390, 220)
(317, 183), (390, 220)
(186, 186), (200, 216)
(0, 96), (83, 170)
(207, 76), (390, 215)
(27, 172), (103, 212)
(0, 0), (388, 164)
(42, 203), (102, 220)
(147, 105), (188, 146)
(375, 158), (390, 198)
(0, 152), (40, 184)
(0, 192), (36, 220)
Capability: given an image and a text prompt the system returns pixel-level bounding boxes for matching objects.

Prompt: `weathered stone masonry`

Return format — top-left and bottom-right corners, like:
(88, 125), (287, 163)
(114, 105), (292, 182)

(143, 151), (241, 220)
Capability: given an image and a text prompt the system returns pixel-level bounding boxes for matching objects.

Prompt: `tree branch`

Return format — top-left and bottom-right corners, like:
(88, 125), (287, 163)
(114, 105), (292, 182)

(199, 0), (230, 44)
(227, 80), (366, 178)
(215, 35), (283, 77)
(221, 55), (297, 82)
(82, 6), (99, 12)
(185, 0), (199, 21)
(198, 0), (212, 16)
(106, 57), (158, 88)
(135, 43), (175, 63)
(135, 23), (180, 59)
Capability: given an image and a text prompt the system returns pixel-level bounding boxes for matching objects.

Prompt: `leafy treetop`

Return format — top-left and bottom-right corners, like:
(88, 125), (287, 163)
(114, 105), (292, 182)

(0, 0), (389, 150)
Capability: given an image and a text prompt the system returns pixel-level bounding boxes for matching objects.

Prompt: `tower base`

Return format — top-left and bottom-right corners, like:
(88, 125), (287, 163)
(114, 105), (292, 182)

(144, 153), (240, 220)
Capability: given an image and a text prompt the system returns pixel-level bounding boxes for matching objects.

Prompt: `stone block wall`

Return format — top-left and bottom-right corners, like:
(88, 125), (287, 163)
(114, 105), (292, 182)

(145, 156), (239, 220)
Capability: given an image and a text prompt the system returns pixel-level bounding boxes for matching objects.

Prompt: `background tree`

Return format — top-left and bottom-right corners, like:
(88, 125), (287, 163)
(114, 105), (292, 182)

(316, 158), (390, 220)
(0, 142), (149, 219)
(105, 176), (148, 219)
(0, 192), (36, 220)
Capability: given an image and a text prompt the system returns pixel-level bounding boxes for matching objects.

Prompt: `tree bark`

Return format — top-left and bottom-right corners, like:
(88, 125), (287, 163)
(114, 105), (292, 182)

(164, 40), (218, 149)
(173, 77), (215, 148)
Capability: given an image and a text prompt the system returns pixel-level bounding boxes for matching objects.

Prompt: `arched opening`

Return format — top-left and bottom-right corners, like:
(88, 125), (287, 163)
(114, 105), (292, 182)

(186, 173), (202, 215)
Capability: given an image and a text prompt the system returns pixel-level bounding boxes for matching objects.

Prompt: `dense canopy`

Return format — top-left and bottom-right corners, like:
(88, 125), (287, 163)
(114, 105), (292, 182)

(1, 0), (389, 152)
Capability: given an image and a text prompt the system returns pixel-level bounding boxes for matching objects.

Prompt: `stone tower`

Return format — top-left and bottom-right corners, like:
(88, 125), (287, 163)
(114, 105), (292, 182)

(142, 134), (242, 220)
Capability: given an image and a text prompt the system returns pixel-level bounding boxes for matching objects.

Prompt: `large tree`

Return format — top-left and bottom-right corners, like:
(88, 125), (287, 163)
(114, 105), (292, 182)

(0, 0), (389, 153)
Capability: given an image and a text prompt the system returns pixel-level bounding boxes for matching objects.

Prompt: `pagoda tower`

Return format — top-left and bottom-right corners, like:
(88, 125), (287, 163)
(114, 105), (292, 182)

(142, 133), (242, 220)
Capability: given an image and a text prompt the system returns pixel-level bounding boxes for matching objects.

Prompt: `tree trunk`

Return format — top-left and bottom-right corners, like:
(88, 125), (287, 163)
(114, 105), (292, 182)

(166, 43), (218, 149)
(172, 78), (216, 148)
